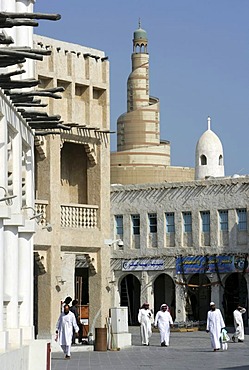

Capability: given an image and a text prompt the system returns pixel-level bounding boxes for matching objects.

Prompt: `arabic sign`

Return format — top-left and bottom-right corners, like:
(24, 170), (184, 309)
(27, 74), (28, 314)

(176, 255), (249, 274)
(122, 259), (164, 271)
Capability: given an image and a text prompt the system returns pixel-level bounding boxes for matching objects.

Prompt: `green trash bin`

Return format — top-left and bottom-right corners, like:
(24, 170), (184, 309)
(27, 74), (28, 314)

(94, 327), (107, 351)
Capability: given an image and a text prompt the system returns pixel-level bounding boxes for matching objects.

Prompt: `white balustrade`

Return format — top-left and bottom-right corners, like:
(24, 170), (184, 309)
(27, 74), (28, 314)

(60, 204), (98, 228)
(35, 200), (48, 227)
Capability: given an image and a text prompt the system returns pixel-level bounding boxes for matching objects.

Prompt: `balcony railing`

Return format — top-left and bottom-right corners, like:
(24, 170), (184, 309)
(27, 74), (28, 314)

(35, 201), (98, 229)
(61, 203), (98, 228)
(35, 200), (48, 227)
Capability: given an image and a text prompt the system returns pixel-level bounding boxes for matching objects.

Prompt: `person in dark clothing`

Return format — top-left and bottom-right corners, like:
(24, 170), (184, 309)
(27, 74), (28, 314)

(70, 299), (82, 344)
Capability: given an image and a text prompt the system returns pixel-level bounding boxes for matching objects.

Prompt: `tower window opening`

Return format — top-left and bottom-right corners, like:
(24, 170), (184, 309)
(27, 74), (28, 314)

(200, 155), (207, 165)
(219, 155), (223, 165)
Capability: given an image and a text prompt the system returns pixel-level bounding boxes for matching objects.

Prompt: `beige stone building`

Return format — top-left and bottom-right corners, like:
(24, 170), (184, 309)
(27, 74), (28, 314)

(110, 176), (249, 326)
(33, 35), (111, 339)
(111, 25), (194, 185)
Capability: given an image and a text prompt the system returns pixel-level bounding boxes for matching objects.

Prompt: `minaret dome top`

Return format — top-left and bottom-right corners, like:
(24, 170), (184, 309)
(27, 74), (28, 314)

(133, 20), (148, 53)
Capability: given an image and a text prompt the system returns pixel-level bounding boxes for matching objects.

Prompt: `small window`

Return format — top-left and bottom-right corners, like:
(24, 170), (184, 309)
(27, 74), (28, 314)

(131, 214), (140, 235)
(237, 209), (247, 231)
(201, 211), (210, 232)
(115, 215), (123, 235)
(219, 155), (223, 166)
(183, 212), (192, 233)
(200, 155), (207, 165)
(166, 212), (175, 233)
(148, 213), (157, 233)
(219, 210), (228, 231)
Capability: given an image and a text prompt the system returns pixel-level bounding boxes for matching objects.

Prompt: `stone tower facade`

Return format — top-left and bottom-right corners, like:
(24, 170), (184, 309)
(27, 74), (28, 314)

(111, 24), (194, 185)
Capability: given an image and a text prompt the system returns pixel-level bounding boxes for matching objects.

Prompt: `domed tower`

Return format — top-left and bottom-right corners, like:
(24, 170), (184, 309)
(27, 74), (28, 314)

(195, 117), (225, 180)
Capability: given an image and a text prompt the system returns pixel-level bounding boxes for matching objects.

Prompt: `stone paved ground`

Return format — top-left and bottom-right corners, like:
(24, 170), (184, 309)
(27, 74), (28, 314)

(51, 327), (249, 370)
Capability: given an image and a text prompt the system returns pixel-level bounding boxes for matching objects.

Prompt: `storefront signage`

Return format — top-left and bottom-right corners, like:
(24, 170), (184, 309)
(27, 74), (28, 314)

(176, 255), (249, 274)
(122, 259), (164, 271)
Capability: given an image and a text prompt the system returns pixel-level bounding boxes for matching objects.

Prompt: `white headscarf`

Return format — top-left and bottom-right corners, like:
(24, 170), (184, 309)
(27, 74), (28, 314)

(160, 303), (168, 310)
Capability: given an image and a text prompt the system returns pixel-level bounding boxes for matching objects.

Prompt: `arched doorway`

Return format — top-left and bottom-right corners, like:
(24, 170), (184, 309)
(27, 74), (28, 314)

(188, 274), (211, 321)
(224, 273), (248, 326)
(154, 274), (175, 320)
(120, 274), (141, 325)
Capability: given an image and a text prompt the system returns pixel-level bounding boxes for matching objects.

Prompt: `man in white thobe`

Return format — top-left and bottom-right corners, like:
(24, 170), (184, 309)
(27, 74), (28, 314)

(232, 305), (246, 343)
(56, 304), (79, 359)
(154, 304), (173, 347)
(138, 302), (153, 346)
(206, 302), (225, 351)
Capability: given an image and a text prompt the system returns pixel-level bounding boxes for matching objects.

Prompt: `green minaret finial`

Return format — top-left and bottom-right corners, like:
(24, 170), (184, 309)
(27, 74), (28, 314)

(138, 18), (141, 28)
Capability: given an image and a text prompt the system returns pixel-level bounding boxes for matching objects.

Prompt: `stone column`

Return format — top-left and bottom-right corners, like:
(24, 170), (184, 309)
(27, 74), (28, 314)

(211, 284), (222, 311)
(18, 232), (34, 341)
(89, 246), (111, 329)
(0, 220), (7, 350)
(4, 225), (21, 346)
(140, 271), (149, 305)
(112, 272), (120, 308)
(61, 253), (76, 300)
(175, 279), (186, 322)
(15, 0), (34, 79)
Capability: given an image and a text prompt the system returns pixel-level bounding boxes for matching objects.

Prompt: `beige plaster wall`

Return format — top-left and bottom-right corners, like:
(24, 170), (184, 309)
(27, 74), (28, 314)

(34, 35), (111, 337)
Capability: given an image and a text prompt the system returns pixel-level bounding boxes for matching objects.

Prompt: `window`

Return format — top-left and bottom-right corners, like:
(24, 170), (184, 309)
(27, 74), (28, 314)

(115, 215), (123, 235)
(219, 210), (228, 231)
(166, 212), (175, 233)
(183, 212), (192, 233)
(201, 211), (210, 232)
(219, 155), (223, 166)
(237, 209), (247, 231)
(200, 155), (207, 165)
(148, 213), (157, 233)
(131, 214), (140, 235)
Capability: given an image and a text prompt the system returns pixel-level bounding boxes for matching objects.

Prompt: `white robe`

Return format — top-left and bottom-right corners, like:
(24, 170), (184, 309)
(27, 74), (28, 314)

(154, 310), (173, 346)
(56, 311), (79, 347)
(138, 308), (153, 345)
(233, 308), (246, 341)
(206, 308), (225, 349)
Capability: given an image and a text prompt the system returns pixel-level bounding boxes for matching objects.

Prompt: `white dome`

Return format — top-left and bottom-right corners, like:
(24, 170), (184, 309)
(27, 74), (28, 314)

(195, 117), (224, 180)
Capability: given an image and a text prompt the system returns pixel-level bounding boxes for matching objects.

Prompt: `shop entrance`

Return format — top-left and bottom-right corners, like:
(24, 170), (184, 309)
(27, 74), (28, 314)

(224, 273), (248, 326)
(188, 273), (211, 321)
(154, 274), (175, 320)
(120, 274), (141, 325)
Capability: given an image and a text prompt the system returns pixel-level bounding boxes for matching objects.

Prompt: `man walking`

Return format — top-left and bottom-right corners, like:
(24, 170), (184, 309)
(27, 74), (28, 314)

(154, 304), (173, 347)
(206, 302), (225, 351)
(56, 304), (79, 359)
(138, 302), (153, 346)
(232, 305), (246, 343)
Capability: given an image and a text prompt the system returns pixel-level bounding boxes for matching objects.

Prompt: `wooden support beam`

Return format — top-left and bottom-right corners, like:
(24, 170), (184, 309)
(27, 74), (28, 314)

(0, 48), (43, 60)
(0, 69), (25, 79)
(29, 122), (71, 131)
(28, 120), (64, 125)
(14, 103), (48, 107)
(35, 131), (62, 136)
(0, 12), (61, 21)
(9, 91), (62, 100)
(0, 79), (40, 89)
(0, 58), (26, 67)
(0, 19), (39, 27)
(7, 47), (51, 56)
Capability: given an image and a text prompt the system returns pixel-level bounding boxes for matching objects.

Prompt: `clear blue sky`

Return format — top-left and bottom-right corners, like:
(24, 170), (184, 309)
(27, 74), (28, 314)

(34, 1), (249, 176)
